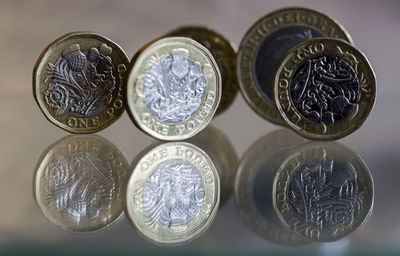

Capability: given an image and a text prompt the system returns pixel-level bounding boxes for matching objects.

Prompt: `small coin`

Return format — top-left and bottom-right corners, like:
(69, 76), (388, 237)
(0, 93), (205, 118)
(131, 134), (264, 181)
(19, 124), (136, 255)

(126, 37), (222, 141)
(272, 142), (374, 242)
(33, 135), (129, 232)
(237, 7), (354, 125)
(235, 129), (307, 244)
(274, 38), (376, 140)
(33, 32), (129, 133)
(126, 142), (220, 244)
(165, 26), (238, 115)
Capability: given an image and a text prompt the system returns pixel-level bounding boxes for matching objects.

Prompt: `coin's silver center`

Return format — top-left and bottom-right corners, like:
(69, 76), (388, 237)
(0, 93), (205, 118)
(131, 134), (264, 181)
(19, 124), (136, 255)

(142, 160), (205, 227)
(143, 54), (206, 123)
(44, 152), (117, 220)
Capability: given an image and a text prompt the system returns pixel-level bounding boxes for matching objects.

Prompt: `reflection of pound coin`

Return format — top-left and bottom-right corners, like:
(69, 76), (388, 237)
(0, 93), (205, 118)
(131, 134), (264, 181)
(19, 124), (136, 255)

(33, 32), (129, 133)
(126, 37), (221, 140)
(126, 142), (220, 244)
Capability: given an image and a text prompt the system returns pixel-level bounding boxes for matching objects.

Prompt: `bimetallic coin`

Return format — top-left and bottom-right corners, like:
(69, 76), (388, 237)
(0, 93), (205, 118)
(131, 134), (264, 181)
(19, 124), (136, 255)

(274, 38), (376, 140)
(235, 130), (307, 244)
(273, 142), (374, 241)
(126, 37), (221, 140)
(237, 7), (354, 125)
(126, 142), (220, 244)
(33, 32), (129, 133)
(165, 26), (238, 115)
(34, 135), (129, 232)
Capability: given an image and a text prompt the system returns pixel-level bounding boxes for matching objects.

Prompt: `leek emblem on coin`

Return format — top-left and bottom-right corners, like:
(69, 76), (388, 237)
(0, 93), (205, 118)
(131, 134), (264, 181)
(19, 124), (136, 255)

(34, 135), (129, 232)
(237, 7), (354, 125)
(126, 37), (221, 140)
(33, 32), (129, 133)
(126, 142), (220, 244)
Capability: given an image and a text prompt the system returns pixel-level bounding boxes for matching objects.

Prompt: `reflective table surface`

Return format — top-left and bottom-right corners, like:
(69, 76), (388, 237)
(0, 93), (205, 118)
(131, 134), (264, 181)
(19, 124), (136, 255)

(1, 0), (399, 255)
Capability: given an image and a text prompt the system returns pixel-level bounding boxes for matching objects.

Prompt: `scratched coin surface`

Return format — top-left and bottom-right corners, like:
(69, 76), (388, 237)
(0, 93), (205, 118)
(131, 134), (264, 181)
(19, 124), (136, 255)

(126, 37), (221, 140)
(165, 26), (238, 115)
(33, 32), (129, 133)
(272, 142), (374, 241)
(126, 142), (220, 244)
(237, 7), (354, 125)
(274, 38), (376, 140)
(34, 135), (129, 232)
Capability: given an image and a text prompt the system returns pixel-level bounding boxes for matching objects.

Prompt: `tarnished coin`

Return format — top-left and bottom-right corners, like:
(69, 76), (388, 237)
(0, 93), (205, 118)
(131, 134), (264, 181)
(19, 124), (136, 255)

(235, 129), (307, 244)
(33, 135), (129, 232)
(237, 7), (354, 125)
(126, 142), (220, 244)
(126, 37), (221, 141)
(275, 38), (376, 140)
(33, 32), (129, 133)
(165, 26), (238, 115)
(273, 142), (374, 242)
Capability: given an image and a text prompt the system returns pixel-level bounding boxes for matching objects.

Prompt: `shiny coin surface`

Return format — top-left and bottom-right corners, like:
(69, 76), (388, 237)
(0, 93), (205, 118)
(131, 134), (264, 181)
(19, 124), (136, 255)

(126, 37), (221, 141)
(126, 142), (220, 244)
(33, 32), (129, 133)
(273, 142), (374, 241)
(165, 26), (238, 115)
(235, 129), (307, 244)
(34, 135), (129, 232)
(275, 38), (376, 140)
(237, 7), (354, 125)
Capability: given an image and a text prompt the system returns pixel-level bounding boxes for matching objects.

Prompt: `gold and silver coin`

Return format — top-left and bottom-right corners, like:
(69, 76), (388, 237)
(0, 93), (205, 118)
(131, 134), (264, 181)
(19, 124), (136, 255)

(273, 142), (374, 241)
(237, 7), (354, 125)
(126, 37), (222, 141)
(274, 38), (376, 140)
(33, 32), (129, 133)
(33, 135), (129, 232)
(235, 129), (307, 244)
(126, 142), (220, 244)
(165, 26), (238, 115)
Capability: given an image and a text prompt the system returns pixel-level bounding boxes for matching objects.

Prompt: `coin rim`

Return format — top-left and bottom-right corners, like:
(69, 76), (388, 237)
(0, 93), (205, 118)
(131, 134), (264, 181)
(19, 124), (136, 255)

(272, 142), (374, 241)
(125, 142), (220, 244)
(274, 38), (376, 140)
(33, 134), (129, 232)
(33, 31), (130, 133)
(126, 37), (222, 141)
(237, 7), (354, 126)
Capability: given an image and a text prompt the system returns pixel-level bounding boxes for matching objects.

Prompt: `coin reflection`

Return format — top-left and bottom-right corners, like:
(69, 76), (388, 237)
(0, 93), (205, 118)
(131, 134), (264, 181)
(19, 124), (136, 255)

(235, 129), (307, 244)
(126, 142), (220, 244)
(273, 142), (374, 242)
(33, 135), (129, 232)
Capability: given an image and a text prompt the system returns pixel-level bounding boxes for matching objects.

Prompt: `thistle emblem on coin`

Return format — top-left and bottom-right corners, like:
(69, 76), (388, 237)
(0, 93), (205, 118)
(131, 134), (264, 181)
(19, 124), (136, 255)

(44, 43), (117, 116)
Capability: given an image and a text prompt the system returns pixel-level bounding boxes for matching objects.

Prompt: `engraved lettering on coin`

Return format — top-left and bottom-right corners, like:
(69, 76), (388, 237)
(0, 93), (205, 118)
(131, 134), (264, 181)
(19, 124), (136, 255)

(288, 157), (357, 228)
(255, 26), (323, 103)
(142, 160), (205, 227)
(44, 151), (116, 219)
(45, 43), (117, 116)
(291, 56), (360, 124)
(143, 55), (206, 123)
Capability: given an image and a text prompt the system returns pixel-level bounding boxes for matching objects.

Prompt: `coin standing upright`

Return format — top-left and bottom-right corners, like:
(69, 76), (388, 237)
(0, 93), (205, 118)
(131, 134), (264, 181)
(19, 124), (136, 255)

(237, 7), (354, 125)
(33, 32), (130, 133)
(126, 37), (222, 141)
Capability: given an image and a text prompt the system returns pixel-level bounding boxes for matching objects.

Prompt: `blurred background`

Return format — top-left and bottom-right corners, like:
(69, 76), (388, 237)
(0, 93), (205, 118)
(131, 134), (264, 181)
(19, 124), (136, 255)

(0, 0), (399, 255)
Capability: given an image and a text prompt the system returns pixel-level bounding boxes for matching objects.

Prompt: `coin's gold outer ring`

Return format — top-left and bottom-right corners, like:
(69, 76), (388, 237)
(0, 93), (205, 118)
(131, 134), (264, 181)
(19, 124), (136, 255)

(235, 129), (308, 244)
(274, 38), (376, 140)
(237, 7), (354, 126)
(165, 26), (239, 116)
(33, 135), (129, 232)
(272, 142), (374, 242)
(125, 142), (220, 244)
(33, 32), (130, 133)
(126, 37), (222, 141)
